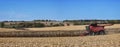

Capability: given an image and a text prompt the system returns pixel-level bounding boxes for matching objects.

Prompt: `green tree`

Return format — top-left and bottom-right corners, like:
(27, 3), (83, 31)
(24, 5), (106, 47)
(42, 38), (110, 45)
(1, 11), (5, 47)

(0, 22), (4, 28)
(34, 23), (45, 27)
(53, 24), (60, 27)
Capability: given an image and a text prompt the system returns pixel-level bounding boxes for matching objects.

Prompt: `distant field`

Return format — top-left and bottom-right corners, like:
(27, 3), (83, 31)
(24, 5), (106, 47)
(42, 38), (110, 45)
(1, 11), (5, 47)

(0, 24), (120, 31)
(0, 34), (119, 47)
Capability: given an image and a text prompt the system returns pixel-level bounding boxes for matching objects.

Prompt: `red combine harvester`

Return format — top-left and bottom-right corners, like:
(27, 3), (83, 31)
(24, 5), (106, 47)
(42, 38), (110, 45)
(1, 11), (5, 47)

(81, 23), (114, 36)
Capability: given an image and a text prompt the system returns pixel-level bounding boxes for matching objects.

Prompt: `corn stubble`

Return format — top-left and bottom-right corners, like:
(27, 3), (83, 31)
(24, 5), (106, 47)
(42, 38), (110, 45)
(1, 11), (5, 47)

(0, 34), (119, 47)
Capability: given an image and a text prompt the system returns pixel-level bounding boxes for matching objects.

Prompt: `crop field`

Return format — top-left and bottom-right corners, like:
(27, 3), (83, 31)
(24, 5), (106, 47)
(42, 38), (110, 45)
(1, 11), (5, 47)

(0, 24), (120, 47)
(0, 34), (120, 47)
(0, 24), (119, 37)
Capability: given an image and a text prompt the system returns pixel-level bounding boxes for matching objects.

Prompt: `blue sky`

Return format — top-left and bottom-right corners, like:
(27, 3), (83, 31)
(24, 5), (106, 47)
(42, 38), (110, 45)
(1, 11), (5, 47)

(0, 0), (120, 21)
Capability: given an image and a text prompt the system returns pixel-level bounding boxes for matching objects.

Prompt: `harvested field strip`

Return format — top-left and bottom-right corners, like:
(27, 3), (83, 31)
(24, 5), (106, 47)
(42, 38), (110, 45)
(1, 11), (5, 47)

(0, 34), (120, 47)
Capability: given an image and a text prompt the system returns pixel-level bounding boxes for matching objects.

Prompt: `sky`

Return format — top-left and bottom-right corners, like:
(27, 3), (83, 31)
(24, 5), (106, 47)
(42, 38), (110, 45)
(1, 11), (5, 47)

(0, 0), (120, 21)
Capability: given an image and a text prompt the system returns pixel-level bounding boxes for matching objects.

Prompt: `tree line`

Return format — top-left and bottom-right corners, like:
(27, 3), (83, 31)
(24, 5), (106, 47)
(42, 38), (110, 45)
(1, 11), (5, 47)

(63, 20), (120, 25)
(0, 20), (120, 28)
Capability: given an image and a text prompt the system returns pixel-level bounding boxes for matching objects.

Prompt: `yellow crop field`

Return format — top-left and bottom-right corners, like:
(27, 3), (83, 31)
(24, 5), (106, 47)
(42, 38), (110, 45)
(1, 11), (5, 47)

(0, 24), (119, 47)
(0, 34), (119, 47)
